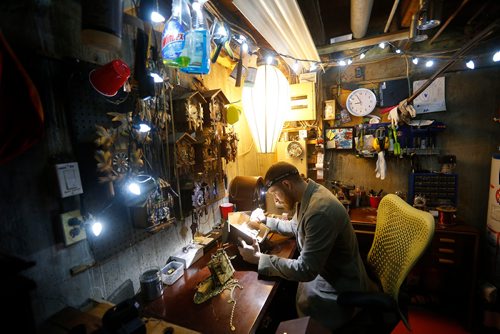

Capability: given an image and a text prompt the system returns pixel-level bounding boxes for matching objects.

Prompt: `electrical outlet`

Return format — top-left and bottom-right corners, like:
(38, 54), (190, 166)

(60, 210), (86, 246)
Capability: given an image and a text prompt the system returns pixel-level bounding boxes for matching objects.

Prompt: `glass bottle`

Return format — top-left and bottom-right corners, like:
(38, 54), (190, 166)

(181, 0), (211, 74)
(161, 0), (191, 68)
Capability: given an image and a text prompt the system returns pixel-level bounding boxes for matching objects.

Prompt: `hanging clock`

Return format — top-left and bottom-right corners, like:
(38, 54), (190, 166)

(287, 141), (304, 158)
(346, 88), (377, 117)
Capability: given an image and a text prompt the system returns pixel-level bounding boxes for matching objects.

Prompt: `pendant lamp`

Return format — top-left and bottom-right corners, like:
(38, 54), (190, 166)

(242, 63), (290, 153)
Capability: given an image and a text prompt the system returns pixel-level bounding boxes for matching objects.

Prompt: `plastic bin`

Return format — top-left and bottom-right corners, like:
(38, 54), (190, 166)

(161, 261), (184, 285)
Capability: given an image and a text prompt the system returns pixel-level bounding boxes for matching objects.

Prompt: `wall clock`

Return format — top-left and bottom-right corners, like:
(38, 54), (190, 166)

(287, 141), (304, 158)
(346, 88), (377, 117)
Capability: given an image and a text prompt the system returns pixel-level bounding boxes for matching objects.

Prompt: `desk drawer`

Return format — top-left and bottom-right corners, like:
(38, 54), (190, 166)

(429, 232), (471, 266)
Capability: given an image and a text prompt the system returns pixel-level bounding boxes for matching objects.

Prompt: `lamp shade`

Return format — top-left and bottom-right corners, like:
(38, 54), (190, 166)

(89, 59), (131, 97)
(242, 65), (290, 153)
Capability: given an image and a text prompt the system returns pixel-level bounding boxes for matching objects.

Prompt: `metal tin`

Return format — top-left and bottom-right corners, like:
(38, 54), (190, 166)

(140, 268), (163, 301)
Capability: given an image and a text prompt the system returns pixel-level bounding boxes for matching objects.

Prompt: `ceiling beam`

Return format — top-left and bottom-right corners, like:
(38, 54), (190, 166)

(317, 30), (409, 55)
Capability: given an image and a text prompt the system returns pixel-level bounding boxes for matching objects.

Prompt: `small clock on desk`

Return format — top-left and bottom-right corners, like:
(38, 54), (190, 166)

(346, 88), (377, 117)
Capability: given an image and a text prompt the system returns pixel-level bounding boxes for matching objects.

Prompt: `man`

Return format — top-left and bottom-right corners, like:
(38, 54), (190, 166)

(238, 161), (376, 330)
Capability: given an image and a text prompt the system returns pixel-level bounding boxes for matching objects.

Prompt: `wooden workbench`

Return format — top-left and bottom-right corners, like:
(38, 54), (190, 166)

(141, 234), (297, 334)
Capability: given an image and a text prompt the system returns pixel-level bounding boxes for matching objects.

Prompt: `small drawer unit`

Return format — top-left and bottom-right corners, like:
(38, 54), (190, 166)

(408, 173), (458, 208)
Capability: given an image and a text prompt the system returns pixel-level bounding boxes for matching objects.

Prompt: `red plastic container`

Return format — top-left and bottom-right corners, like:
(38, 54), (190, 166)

(369, 195), (382, 209)
(89, 59), (130, 96)
(220, 203), (234, 220)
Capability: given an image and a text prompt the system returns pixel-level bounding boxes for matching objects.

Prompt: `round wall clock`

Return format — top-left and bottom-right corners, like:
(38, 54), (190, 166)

(346, 88), (377, 117)
(287, 141), (304, 158)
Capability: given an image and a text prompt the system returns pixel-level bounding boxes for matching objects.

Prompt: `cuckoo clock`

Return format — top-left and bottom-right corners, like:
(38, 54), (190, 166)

(221, 127), (238, 163)
(172, 91), (206, 132)
(202, 89), (230, 140)
(194, 130), (220, 176)
(172, 132), (197, 177)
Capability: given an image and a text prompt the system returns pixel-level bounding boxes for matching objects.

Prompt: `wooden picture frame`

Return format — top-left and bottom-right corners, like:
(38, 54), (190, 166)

(325, 127), (354, 150)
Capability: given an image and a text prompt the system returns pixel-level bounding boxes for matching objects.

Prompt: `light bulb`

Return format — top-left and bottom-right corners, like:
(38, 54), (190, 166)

(216, 25), (228, 37)
(379, 42), (386, 49)
(151, 11), (165, 23)
(242, 42), (248, 53)
(128, 182), (141, 195)
(347, 59), (353, 65)
(338, 60), (347, 66)
(412, 58), (419, 65)
(425, 60), (434, 67)
(138, 123), (151, 133)
(92, 221), (103, 237)
(310, 63), (317, 71)
(266, 55), (273, 65)
(466, 60), (475, 69)
(359, 53), (365, 60)
(395, 49), (401, 54)
(493, 51), (500, 62)
(149, 72), (163, 83)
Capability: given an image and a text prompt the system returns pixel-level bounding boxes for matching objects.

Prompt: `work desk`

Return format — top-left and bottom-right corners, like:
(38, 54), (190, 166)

(141, 234), (296, 334)
(349, 206), (480, 330)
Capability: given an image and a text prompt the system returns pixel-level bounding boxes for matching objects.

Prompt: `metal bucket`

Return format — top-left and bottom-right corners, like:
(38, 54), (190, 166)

(139, 267), (163, 301)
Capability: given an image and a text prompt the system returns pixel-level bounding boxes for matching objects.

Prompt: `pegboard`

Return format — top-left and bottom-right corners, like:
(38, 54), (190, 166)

(64, 60), (163, 263)
(66, 61), (133, 144)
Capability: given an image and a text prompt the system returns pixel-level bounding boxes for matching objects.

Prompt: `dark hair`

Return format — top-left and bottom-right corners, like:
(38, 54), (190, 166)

(264, 162), (301, 189)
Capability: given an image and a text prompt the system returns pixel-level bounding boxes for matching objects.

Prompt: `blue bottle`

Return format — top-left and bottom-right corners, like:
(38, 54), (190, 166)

(181, 0), (211, 74)
(161, 0), (191, 68)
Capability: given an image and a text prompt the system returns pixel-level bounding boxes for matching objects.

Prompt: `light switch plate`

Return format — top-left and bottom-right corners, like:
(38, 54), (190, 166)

(60, 210), (86, 246)
(55, 162), (83, 198)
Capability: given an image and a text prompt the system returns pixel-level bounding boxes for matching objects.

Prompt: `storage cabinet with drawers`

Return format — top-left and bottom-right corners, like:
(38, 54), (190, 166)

(349, 208), (479, 329)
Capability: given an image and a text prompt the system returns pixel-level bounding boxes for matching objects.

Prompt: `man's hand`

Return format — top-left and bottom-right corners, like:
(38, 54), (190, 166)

(238, 238), (261, 264)
(250, 208), (266, 222)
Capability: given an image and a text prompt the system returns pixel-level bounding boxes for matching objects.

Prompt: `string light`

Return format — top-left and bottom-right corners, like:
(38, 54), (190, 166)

(493, 51), (500, 62)
(202, 2), (500, 76)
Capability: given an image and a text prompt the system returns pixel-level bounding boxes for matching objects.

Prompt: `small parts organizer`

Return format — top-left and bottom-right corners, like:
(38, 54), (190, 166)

(408, 172), (458, 208)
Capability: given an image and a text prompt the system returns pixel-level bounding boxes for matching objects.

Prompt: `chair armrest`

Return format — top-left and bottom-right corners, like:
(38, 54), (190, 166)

(337, 291), (397, 310)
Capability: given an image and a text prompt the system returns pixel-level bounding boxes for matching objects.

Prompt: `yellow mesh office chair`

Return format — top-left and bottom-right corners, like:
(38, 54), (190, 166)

(337, 194), (435, 334)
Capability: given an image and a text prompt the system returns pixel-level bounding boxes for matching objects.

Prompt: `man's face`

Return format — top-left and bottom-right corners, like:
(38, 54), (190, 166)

(268, 182), (294, 211)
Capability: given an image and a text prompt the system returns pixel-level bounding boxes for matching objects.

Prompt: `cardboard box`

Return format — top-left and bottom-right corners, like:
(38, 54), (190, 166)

(228, 211), (270, 245)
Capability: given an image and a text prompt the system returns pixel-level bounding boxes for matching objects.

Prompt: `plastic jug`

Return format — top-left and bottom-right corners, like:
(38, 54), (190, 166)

(181, 0), (211, 74)
(161, 0), (191, 68)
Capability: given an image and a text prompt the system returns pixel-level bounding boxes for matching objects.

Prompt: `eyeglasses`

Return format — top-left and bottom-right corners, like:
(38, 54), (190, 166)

(265, 170), (299, 189)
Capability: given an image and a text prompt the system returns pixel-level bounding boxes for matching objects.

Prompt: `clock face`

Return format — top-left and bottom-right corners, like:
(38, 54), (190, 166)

(346, 88), (377, 117)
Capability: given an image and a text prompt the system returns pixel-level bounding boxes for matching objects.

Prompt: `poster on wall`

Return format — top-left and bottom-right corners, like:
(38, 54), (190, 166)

(325, 127), (354, 150)
(412, 76), (446, 114)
